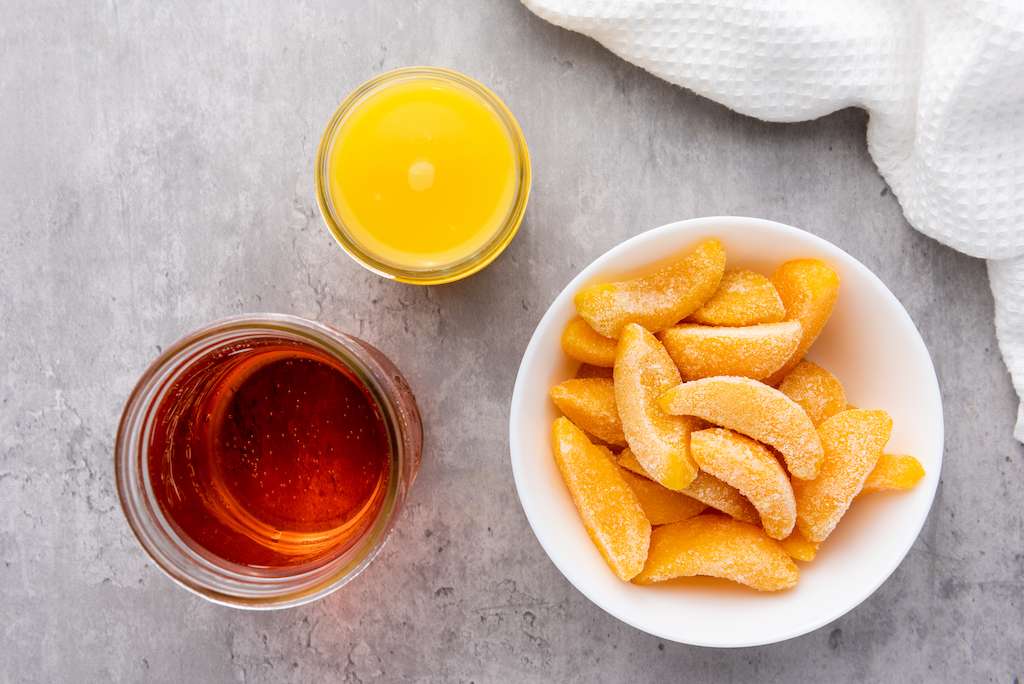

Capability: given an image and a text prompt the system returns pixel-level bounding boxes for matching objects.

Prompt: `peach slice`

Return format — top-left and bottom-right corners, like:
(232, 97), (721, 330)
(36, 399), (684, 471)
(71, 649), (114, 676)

(690, 428), (796, 540)
(658, 376), (824, 480)
(614, 324), (700, 490)
(619, 469), (706, 525)
(860, 454), (925, 495)
(794, 409), (892, 542)
(634, 514), (799, 591)
(549, 378), (625, 446)
(688, 269), (786, 326)
(659, 321), (802, 381)
(616, 447), (652, 478)
(682, 472), (761, 525)
(575, 363), (613, 380)
(778, 360), (847, 426)
(575, 239), (726, 338)
(618, 448), (758, 523)
(561, 316), (617, 367)
(765, 259), (840, 385)
(551, 417), (651, 580)
(780, 529), (820, 562)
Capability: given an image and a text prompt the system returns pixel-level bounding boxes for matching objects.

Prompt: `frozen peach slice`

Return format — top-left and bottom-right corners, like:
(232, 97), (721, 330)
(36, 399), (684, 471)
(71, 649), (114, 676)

(794, 409), (892, 542)
(688, 269), (786, 326)
(659, 321), (802, 381)
(658, 376), (824, 480)
(765, 259), (840, 385)
(575, 363), (613, 380)
(860, 454), (925, 495)
(634, 514), (799, 591)
(618, 448), (759, 524)
(780, 529), (820, 562)
(561, 317), (617, 367)
(616, 447), (651, 478)
(619, 468), (706, 525)
(574, 239), (726, 338)
(549, 378), (625, 446)
(614, 324), (700, 490)
(690, 428), (796, 540)
(682, 472), (760, 524)
(551, 417), (651, 580)
(778, 360), (847, 426)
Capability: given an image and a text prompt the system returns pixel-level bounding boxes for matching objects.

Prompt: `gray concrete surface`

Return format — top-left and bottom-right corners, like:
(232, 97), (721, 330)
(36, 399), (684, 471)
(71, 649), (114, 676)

(1, 1), (1021, 682)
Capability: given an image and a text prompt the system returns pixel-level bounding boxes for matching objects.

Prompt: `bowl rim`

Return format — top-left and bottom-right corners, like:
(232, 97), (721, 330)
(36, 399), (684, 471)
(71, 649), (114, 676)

(508, 215), (944, 647)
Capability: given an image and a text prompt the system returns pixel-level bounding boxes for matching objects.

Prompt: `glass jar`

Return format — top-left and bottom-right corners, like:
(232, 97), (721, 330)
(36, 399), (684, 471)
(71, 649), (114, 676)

(315, 66), (531, 285)
(115, 314), (422, 609)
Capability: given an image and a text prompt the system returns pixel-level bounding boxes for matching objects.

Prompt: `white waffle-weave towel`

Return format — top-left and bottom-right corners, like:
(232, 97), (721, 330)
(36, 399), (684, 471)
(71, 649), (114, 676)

(524, 0), (1024, 441)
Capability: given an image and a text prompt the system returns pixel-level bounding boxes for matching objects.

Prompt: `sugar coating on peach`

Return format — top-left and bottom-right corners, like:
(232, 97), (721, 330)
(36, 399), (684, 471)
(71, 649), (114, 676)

(659, 321), (802, 381)
(861, 454), (925, 495)
(780, 529), (820, 562)
(688, 269), (786, 326)
(574, 238), (726, 338)
(614, 324), (700, 490)
(778, 360), (847, 426)
(619, 468), (706, 525)
(551, 417), (651, 580)
(561, 317), (617, 367)
(659, 376), (824, 480)
(618, 448), (759, 524)
(794, 409), (892, 542)
(690, 428), (796, 540)
(634, 514), (799, 591)
(549, 378), (625, 446)
(765, 259), (840, 385)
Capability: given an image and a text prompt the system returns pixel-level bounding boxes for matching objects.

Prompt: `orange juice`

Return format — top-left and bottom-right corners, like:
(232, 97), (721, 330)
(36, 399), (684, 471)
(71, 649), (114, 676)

(316, 68), (530, 284)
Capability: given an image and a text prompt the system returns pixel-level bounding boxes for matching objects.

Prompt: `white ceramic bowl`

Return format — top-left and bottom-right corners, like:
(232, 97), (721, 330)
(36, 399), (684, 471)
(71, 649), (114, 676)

(509, 217), (943, 647)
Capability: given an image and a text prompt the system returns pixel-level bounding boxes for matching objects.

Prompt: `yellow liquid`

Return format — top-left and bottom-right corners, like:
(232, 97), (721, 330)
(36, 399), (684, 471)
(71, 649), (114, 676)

(327, 78), (519, 271)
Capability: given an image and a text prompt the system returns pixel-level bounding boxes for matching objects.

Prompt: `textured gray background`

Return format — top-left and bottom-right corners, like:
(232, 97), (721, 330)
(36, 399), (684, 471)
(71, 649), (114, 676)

(1, 1), (1021, 682)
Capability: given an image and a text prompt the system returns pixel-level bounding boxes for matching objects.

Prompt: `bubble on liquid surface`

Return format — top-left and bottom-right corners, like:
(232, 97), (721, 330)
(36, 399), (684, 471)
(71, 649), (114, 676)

(407, 159), (435, 192)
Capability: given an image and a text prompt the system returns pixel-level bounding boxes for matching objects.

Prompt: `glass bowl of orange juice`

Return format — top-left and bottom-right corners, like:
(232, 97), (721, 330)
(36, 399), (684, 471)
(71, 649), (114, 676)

(315, 67), (531, 285)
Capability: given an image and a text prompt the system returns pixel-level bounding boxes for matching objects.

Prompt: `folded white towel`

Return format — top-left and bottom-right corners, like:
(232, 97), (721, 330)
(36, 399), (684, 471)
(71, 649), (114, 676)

(524, 0), (1024, 441)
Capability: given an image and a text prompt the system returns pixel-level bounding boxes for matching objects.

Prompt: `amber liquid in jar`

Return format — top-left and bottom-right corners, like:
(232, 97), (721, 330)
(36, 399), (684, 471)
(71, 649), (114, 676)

(148, 337), (391, 567)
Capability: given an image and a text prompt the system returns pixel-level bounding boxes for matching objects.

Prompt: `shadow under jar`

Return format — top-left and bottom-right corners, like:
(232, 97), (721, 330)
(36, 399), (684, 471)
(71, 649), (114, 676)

(116, 314), (422, 609)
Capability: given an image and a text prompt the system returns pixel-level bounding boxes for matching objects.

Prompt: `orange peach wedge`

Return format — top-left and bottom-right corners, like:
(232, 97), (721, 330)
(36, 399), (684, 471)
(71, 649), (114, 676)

(765, 259), (840, 385)
(615, 324), (700, 490)
(778, 360), (847, 426)
(616, 447), (652, 478)
(549, 378), (625, 446)
(860, 454), (925, 495)
(634, 514), (798, 591)
(619, 468), (706, 525)
(575, 363), (613, 380)
(551, 417), (651, 580)
(618, 448), (759, 524)
(690, 428), (796, 540)
(658, 376), (824, 480)
(574, 238), (726, 338)
(561, 316), (617, 367)
(659, 321), (802, 381)
(688, 269), (786, 326)
(780, 529), (820, 562)
(794, 409), (892, 542)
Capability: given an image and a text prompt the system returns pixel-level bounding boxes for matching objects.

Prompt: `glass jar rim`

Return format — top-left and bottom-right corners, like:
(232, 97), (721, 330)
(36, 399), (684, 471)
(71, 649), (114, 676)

(115, 313), (417, 609)
(314, 66), (532, 285)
